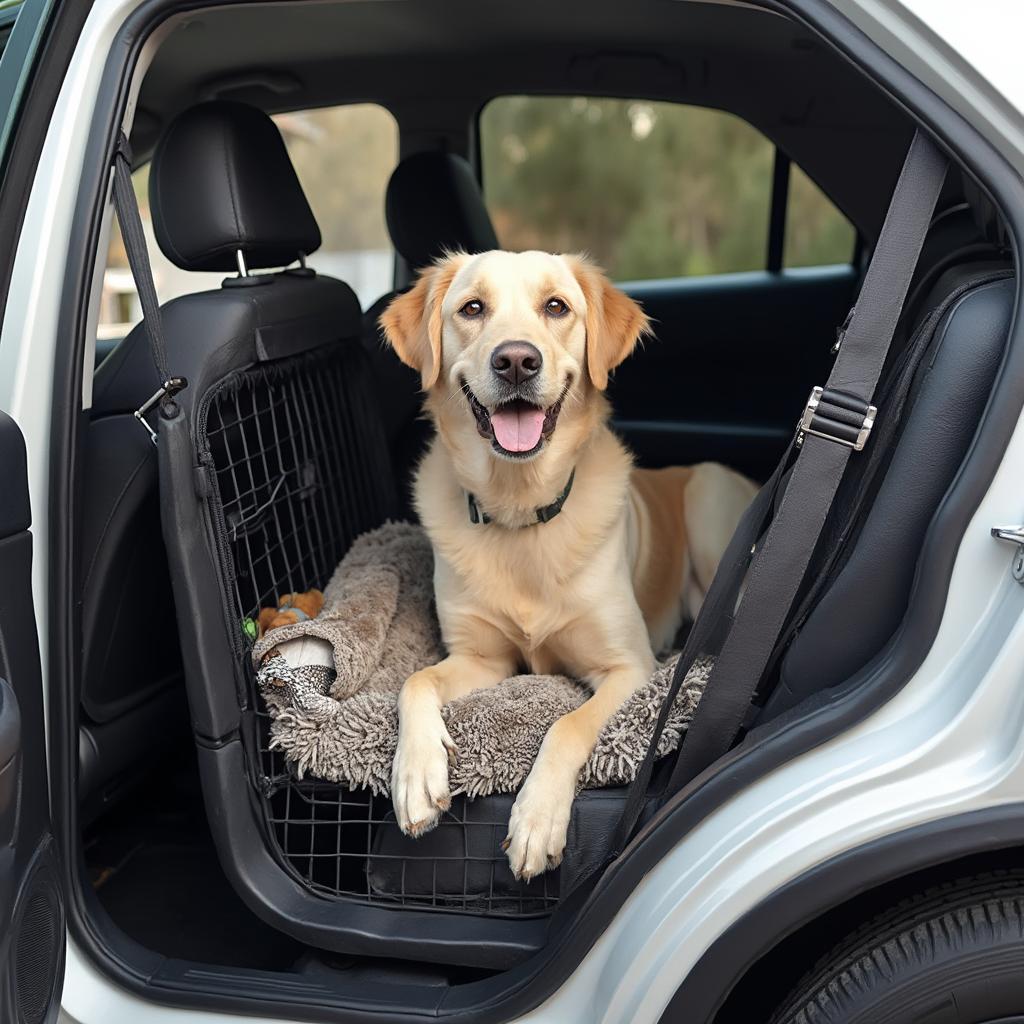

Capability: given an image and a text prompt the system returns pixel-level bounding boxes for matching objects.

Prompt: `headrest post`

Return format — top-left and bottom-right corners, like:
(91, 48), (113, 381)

(298, 252), (307, 269)
(235, 249), (249, 278)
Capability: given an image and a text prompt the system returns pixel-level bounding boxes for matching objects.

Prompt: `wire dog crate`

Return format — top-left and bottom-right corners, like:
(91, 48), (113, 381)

(197, 344), (559, 920)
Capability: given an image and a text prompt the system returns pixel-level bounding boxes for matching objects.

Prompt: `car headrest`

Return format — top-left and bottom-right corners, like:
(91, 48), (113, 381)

(385, 151), (499, 271)
(149, 101), (321, 273)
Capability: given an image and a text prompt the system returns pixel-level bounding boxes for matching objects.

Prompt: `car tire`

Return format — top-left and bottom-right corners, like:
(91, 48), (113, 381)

(770, 871), (1024, 1024)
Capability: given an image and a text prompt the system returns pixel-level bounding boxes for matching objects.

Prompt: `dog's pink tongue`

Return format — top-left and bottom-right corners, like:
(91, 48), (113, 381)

(491, 406), (546, 452)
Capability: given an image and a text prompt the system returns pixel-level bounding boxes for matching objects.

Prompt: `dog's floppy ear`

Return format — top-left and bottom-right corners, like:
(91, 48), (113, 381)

(569, 255), (651, 390)
(379, 254), (464, 389)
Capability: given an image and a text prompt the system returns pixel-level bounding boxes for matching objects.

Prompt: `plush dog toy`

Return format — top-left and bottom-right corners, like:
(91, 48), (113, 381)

(250, 590), (335, 704)
(256, 590), (325, 638)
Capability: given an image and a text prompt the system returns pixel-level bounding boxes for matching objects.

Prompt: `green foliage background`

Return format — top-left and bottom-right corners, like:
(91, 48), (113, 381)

(480, 96), (855, 281)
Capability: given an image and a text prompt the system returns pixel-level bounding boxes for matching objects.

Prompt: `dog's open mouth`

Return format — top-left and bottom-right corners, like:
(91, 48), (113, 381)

(463, 382), (567, 458)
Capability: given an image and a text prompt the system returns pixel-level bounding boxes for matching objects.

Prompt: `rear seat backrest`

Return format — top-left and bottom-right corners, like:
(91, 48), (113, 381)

(767, 266), (1012, 716)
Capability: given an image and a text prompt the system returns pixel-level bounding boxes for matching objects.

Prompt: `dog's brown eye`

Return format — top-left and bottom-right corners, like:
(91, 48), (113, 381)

(460, 299), (485, 318)
(545, 297), (569, 317)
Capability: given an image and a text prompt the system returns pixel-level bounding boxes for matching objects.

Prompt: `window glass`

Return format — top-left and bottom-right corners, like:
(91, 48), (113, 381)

(99, 164), (159, 342)
(274, 103), (398, 303)
(0, 4), (20, 63)
(480, 96), (774, 281)
(784, 163), (857, 268)
(98, 103), (398, 342)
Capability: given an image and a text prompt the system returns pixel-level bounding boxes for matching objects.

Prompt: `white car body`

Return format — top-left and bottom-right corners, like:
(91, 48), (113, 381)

(0, 1), (1020, 1021)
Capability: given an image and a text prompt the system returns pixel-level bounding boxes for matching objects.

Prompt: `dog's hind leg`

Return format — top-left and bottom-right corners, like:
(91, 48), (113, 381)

(682, 462), (758, 618)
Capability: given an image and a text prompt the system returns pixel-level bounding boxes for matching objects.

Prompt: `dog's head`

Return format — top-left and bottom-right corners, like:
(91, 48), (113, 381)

(380, 250), (649, 463)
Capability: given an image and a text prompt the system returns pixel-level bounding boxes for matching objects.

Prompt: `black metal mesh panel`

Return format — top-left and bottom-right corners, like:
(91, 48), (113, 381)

(198, 344), (558, 917)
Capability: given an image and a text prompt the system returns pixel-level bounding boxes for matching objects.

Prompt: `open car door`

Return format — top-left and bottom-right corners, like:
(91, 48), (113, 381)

(0, 1), (79, 1021)
(0, 412), (64, 1024)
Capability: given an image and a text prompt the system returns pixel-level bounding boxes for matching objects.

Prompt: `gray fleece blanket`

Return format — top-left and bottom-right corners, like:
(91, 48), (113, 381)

(252, 522), (711, 798)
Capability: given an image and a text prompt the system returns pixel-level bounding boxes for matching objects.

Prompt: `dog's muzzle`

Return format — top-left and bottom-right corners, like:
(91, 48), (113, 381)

(462, 379), (568, 459)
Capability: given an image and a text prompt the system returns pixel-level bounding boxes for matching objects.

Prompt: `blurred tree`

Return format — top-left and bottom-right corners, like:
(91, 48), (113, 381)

(785, 163), (856, 268)
(480, 96), (854, 280)
(274, 105), (397, 253)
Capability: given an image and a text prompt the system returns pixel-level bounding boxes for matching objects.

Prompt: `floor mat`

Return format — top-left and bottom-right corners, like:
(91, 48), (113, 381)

(84, 751), (304, 970)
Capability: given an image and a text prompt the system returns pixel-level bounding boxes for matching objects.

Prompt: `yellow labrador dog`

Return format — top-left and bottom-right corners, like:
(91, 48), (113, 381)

(380, 250), (756, 880)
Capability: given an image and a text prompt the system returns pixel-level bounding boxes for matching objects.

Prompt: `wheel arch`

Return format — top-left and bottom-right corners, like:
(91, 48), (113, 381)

(657, 804), (1024, 1024)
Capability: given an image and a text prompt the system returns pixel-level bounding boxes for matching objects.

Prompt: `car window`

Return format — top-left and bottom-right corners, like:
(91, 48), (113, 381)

(0, 0), (39, 165)
(98, 103), (397, 345)
(274, 103), (398, 305)
(99, 164), (161, 345)
(0, 3), (21, 61)
(784, 163), (857, 268)
(479, 95), (855, 281)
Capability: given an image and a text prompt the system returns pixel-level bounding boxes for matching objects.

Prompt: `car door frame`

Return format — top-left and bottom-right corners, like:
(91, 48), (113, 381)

(0, 0), (99, 1021)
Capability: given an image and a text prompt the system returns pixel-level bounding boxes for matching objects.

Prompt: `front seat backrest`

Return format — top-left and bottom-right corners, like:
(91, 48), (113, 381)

(82, 101), (372, 798)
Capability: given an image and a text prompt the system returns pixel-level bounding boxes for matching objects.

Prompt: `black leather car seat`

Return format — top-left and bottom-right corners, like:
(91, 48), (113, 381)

(81, 101), (366, 814)
(385, 150), (499, 276)
(762, 202), (1013, 718)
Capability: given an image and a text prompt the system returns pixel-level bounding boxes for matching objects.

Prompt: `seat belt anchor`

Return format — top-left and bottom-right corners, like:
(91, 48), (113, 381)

(797, 385), (876, 451)
(134, 376), (188, 444)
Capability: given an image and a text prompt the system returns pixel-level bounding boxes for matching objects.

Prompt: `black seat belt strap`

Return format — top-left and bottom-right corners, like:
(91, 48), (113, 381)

(665, 130), (947, 794)
(111, 130), (186, 442)
(605, 450), (790, 853)
(605, 130), (947, 858)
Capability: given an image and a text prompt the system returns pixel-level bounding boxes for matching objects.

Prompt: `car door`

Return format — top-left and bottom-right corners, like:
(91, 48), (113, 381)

(0, 413), (64, 1024)
(479, 96), (859, 481)
(0, 2), (72, 1021)
(612, 260), (854, 480)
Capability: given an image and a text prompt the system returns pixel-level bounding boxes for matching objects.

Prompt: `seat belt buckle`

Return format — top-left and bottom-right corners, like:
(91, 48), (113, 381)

(134, 376), (188, 444)
(797, 386), (876, 451)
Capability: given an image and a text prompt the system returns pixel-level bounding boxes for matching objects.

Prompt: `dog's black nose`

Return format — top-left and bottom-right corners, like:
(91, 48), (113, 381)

(490, 341), (542, 386)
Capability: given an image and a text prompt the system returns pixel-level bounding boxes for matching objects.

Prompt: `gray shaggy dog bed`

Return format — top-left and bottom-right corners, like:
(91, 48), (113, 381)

(253, 522), (711, 798)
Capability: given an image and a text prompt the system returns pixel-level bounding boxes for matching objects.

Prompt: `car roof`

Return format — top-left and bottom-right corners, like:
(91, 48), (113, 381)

(137, 0), (921, 239)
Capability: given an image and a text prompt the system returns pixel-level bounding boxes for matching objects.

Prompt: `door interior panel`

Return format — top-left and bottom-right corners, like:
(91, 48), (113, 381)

(0, 412), (65, 1024)
(612, 265), (857, 480)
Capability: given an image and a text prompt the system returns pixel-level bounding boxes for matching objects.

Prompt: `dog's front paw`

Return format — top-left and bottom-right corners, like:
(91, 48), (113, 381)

(504, 770), (575, 881)
(391, 713), (456, 837)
